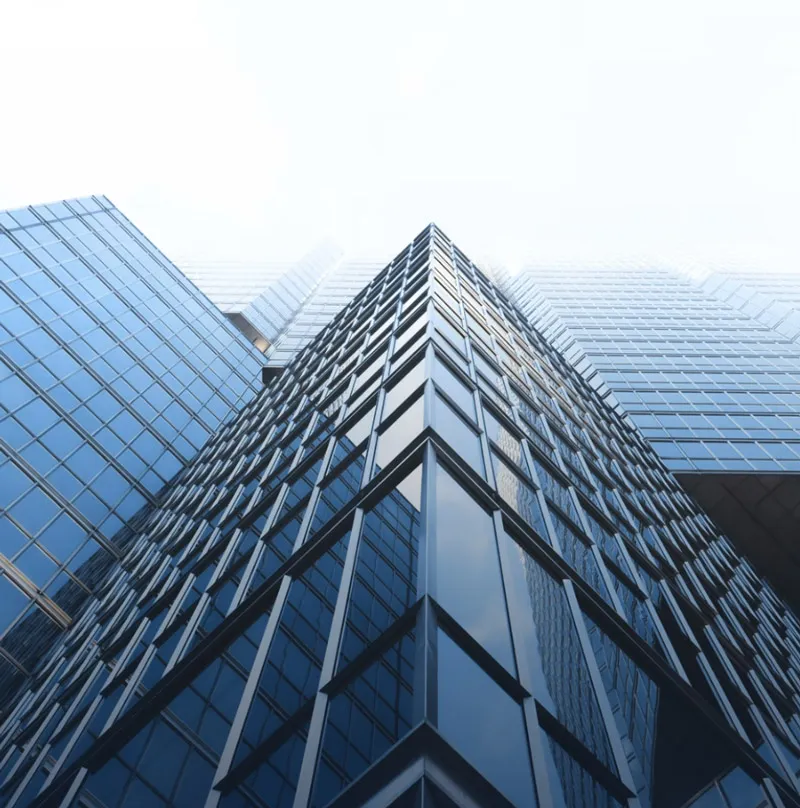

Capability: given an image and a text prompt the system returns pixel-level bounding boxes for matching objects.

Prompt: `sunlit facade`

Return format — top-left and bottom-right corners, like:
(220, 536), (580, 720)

(1, 227), (799, 808)
(0, 196), (264, 692)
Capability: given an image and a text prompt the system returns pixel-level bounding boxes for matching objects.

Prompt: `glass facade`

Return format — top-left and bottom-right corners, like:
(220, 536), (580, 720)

(1, 226), (799, 808)
(182, 242), (344, 352)
(0, 196), (264, 691)
(506, 266), (800, 611)
(267, 261), (384, 366)
(701, 269), (800, 345)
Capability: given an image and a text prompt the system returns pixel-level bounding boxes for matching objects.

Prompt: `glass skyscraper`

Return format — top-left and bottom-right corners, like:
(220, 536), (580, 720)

(2, 225), (800, 808)
(266, 260), (384, 366)
(182, 242), (344, 353)
(506, 265), (800, 610)
(0, 196), (264, 693)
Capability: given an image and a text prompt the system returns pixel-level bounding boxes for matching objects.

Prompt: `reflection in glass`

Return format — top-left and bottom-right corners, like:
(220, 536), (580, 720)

(374, 396), (424, 475)
(544, 732), (624, 808)
(436, 631), (536, 808)
(433, 394), (485, 477)
(313, 632), (416, 807)
(435, 466), (515, 671)
(338, 466), (422, 669)
(513, 545), (617, 772)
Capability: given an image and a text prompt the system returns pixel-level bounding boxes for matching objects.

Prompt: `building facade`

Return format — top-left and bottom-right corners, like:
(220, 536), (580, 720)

(266, 261), (384, 366)
(182, 242), (344, 353)
(1, 226), (800, 808)
(700, 269), (800, 345)
(506, 266), (800, 610)
(0, 196), (264, 694)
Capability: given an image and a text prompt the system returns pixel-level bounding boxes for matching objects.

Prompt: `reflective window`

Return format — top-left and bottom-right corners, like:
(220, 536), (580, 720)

(338, 467), (422, 669)
(436, 631), (536, 807)
(433, 394), (484, 476)
(432, 356), (476, 421)
(313, 632), (416, 807)
(374, 396), (424, 475)
(435, 467), (514, 671)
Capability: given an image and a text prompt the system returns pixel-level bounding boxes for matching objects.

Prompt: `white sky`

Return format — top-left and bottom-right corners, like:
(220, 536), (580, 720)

(1, 0), (799, 274)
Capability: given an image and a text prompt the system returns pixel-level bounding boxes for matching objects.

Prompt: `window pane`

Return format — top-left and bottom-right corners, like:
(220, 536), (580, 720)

(433, 394), (484, 477)
(374, 396), (424, 475)
(338, 466), (422, 669)
(511, 545), (617, 772)
(313, 632), (416, 807)
(433, 357), (476, 421)
(435, 467), (514, 671)
(437, 631), (536, 808)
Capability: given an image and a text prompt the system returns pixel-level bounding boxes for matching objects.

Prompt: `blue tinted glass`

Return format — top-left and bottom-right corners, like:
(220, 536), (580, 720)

(435, 467), (514, 671)
(234, 534), (349, 767)
(511, 546), (616, 771)
(313, 632), (415, 808)
(0, 576), (29, 633)
(545, 732), (623, 808)
(436, 631), (536, 808)
(719, 767), (765, 808)
(338, 466), (422, 668)
(9, 487), (59, 535)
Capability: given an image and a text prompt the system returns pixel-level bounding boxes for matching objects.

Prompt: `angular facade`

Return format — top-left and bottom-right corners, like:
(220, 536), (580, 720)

(182, 242), (344, 353)
(0, 197), (264, 695)
(701, 269), (800, 345)
(506, 266), (800, 610)
(2, 226), (800, 808)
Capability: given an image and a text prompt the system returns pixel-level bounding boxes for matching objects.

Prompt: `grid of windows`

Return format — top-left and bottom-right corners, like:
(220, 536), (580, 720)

(507, 266), (800, 474)
(0, 226), (797, 808)
(0, 196), (263, 687)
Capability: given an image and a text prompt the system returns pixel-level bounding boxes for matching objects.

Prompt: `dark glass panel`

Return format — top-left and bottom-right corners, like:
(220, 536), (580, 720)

(313, 632), (416, 807)
(433, 394), (485, 477)
(233, 534), (349, 768)
(434, 466), (515, 671)
(436, 631), (536, 808)
(338, 466), (422, 669)
(511, 545), (617, 772)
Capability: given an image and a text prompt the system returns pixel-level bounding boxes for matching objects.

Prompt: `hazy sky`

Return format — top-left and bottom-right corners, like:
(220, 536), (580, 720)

(2, 0), (799, 273)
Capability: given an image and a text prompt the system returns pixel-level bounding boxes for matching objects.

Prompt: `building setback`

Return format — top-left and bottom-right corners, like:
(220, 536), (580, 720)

(507, 265), (800, 612)
(1, 225), (799, 807)
(0, 197), (264, 691)
(182, 242), (344, 353)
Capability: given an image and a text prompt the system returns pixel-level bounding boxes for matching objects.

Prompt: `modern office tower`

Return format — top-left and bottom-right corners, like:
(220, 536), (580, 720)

(0, 196), (264, 693)
(182, 242), (344, 352)
(506, 266), (800, 609)
(4, 226), (800, 808)
(266, 260), (384, 366)
(700, 270), (800, 344)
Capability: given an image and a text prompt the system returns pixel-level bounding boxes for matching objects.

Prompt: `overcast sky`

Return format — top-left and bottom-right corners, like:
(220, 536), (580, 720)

(2, 0), (799, 273)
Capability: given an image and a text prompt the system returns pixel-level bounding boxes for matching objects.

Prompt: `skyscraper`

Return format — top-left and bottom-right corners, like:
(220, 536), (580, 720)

(266, 260), (385, 366)
(182, 242), (344, 353)
(2, 225), (800, 808)
(507, 265), (800, 609)
(0, 196), (264, 690)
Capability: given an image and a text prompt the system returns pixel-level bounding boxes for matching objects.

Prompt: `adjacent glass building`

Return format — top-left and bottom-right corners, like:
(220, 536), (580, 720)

(0, 196), (264, 692)
(182, 242), (344, 353)
(3, 226), (800, 808)
(700, 269), (800, 345)
(266, 260), (384, 366)
(506, 265), (800, 610)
